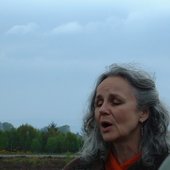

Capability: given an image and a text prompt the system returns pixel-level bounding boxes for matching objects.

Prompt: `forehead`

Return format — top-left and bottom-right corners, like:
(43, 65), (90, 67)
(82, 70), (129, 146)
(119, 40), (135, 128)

(96, 76), (136, 98)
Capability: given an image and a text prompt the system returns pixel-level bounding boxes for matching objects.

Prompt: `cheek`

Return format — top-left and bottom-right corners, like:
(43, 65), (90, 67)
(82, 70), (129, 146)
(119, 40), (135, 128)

(94, 109), (99, 122)
(113, 109), (127, 123)
(113, 108), (135, 124)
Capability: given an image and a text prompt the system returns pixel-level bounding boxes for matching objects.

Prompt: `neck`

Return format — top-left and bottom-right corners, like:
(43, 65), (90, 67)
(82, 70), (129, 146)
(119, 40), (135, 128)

(112, 128), (141, 164)
(113, 142), (140, 164)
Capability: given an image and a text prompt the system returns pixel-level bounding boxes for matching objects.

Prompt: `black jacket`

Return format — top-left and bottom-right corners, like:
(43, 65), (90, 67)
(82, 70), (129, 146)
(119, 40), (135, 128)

(63, 157), (104, 170)
(63, 154), (168, 170)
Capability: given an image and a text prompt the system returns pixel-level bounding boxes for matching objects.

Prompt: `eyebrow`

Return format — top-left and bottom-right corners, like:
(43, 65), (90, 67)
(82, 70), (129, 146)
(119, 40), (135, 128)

(95, 94), (102, 98)
(95, 92), (122, 98)
(96, 93), (124, 101)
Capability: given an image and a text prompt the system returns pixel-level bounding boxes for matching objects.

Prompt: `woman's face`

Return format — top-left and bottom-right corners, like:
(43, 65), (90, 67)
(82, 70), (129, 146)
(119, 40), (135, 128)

(94, 76), (145, 142)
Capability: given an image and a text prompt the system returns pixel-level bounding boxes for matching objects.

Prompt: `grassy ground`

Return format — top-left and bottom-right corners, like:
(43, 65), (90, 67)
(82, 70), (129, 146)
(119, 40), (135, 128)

(0, 156), (73, 170)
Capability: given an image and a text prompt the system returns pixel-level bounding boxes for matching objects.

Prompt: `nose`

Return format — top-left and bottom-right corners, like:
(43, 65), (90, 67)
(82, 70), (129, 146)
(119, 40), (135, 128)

(98, 102), (110, 115)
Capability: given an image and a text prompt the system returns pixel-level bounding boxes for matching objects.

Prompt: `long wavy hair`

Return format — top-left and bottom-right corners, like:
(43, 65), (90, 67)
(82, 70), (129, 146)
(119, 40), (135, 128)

(80, 64), (170, 168)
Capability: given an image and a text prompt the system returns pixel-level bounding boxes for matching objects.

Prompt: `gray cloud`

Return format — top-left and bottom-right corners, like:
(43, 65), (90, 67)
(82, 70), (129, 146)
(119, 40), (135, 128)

(51, 22), (83, 34)
(6, 23), (39, 35)
(1, 0), (170, 132)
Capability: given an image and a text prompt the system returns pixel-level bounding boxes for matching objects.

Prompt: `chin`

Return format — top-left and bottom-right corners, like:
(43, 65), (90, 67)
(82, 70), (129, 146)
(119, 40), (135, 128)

(102, 134), (117, 142)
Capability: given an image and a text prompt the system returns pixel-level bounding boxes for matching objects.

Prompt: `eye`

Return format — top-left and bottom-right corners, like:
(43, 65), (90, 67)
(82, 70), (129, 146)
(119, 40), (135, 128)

(95, 99), (103, 107)
(111, 99), (122, 106)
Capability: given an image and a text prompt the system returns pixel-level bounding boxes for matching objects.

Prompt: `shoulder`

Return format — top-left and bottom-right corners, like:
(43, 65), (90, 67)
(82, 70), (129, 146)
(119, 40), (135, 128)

(129, 154), (169, 170)
(63, 157), (104, 170)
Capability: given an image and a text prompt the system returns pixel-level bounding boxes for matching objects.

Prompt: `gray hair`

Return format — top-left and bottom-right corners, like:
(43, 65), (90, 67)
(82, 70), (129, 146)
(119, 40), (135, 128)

(80, 64), (170, 167)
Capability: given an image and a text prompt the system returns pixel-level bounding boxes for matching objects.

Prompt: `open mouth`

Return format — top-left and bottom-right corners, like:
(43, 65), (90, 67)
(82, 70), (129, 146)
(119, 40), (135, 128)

(101, 121), (112, 128)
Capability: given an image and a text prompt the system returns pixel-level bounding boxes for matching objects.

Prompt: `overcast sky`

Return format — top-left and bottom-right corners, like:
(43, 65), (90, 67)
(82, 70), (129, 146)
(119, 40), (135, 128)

(0, 0), (170, 133)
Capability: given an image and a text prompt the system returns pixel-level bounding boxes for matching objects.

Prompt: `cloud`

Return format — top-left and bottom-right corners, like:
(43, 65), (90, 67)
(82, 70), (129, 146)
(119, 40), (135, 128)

(49, 16), (125, 36)
(6, 23), (39, 35)
(51, 21), (83, 34)
(49, 5), (170, 36)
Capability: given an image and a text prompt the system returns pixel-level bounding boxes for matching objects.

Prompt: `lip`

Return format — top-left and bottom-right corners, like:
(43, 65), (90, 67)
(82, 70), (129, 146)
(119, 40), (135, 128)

(100, 125), (113, 133)
(100, 120), (113, 133)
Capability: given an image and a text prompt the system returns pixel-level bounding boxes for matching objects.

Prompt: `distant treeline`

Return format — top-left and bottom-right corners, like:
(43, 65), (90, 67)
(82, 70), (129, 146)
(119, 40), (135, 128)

(0, 123), (83, 154)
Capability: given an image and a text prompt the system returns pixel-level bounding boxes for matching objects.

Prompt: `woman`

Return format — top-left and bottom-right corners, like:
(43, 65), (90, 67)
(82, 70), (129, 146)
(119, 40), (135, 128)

(63, 64), (170, 170)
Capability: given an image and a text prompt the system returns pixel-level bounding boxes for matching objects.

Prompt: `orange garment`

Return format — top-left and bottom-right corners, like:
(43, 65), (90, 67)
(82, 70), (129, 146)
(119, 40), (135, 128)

(105, 152), (141, 170)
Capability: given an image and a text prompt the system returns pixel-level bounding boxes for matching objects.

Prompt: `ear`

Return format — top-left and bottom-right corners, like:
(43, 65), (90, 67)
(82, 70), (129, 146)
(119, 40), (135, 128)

(139, 109), (149, 123)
